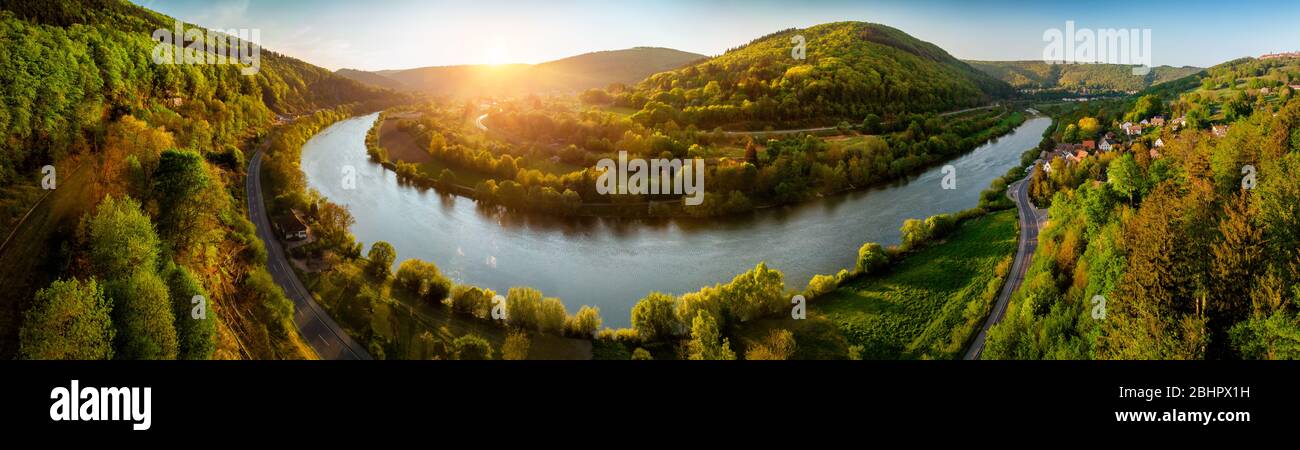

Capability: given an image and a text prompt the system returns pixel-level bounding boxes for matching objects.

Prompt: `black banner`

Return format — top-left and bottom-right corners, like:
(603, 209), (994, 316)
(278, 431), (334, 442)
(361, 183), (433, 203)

(0, 361), (1291, 441)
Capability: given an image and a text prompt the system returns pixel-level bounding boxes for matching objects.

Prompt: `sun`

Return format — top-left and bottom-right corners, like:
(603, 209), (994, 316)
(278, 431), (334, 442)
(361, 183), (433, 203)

(483, 36), (510, 66)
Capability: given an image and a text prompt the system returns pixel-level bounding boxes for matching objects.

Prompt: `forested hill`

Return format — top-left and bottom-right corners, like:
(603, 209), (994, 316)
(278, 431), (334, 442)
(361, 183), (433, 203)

(964, 60), (1203, 92)
(616, 21), (1013, 129)
(341, 47), (706, 97)
(0, 0), (405, 185)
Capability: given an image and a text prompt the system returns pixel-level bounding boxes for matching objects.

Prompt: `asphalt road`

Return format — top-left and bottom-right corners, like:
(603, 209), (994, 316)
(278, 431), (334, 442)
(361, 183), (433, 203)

(964, 164), (1046, 360)
(246, 146), (371, 360)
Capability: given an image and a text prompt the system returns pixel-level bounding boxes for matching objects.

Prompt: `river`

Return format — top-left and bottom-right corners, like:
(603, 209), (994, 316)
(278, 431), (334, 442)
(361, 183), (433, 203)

(301, 113), (1051, 327)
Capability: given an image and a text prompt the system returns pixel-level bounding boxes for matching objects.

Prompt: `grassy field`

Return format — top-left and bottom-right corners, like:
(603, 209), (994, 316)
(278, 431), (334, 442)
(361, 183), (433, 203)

(739, 210), (1018, 360)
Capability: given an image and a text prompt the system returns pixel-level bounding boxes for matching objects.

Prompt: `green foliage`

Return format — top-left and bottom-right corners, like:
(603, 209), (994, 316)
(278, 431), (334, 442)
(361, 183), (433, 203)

(631, 292), (680, 341)
(855, 242), (889, 275)
(365, 241), (396, 279)
(687, 311), (736, 360)
(631, 347), (653, 360)
(966, 60), (1202, 92)
(109, 269), (179, 360)
(630, 22), (1010, 130)
(153, 149), (210, 248)
(19, 278), (115, 360)
(165, 265), (215, 360)
(84, 195), (160, 280)
(566, 305), (602, 338)
(394, 259), (452, 305)
(452, 334), (493, 360)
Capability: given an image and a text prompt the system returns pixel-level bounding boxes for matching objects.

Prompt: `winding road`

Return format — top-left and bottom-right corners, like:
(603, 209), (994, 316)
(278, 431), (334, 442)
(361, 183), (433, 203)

(964, 163), (1046, 360)
(246, 142), (371, 360)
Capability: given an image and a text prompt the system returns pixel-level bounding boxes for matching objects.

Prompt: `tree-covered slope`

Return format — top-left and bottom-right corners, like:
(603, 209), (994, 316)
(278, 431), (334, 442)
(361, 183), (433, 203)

(619, 22), (1013, 129)
(964, 60), (1203, 92)
(0, 0), (404, 185)
(0, 0), (404, 360)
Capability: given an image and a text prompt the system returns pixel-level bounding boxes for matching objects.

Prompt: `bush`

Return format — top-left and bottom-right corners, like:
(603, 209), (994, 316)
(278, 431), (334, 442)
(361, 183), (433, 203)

(745, 329), (797, 360)
(452, 334), (493, 360)
(394, 259), (452, 305)
(631, 292), (681, 341)
(631, 348), (653, 360)
(804, 274), (838, 299)
(538, 298), (568, 335)
(925, 214), (958, 240)
(450, 285), (493, 318)
(501, 331), (530, 360)
(505, 287), (543, 331)
(365, 242), (397, 279)
(566, 306), (602, 338)
(855, 242), (889, 274)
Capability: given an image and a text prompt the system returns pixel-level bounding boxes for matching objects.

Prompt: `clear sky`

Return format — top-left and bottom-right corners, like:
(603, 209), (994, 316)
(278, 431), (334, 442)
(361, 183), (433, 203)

(131, 0), (1300, 71)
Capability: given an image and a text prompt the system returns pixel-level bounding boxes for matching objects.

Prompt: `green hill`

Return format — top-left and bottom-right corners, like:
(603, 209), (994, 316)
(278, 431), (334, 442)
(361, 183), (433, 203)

(964, 60), (1203, 92)
(621, 21), (1013, 129)
(343, 47), (705, 97)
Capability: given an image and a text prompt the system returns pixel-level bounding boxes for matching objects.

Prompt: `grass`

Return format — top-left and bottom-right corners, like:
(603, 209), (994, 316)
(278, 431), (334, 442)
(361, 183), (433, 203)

(772, 210), (1018, 360)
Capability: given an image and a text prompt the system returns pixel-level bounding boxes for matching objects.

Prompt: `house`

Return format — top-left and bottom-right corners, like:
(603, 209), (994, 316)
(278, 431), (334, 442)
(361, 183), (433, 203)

(1171, 116), (1186, 130)
(1122, 122), (1144, 136)
(274, 211), (309, 241)
(1212, 125), (1229, 138)
(1153, 138), (1165, 148)
(1150, 147), (1162, 160)
(1140, 119), (1150, 126)
(1150, 116), (1166, 127)
(1042, 160), (1053, 174)
(1098, 138), (1114, 152)
(1082, 140), (1096, 150)
(1067, 149), (1090, 163)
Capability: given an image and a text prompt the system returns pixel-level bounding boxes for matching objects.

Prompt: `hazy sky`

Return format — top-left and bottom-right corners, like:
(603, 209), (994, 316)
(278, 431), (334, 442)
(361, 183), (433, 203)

(132, 0), (1300, 71)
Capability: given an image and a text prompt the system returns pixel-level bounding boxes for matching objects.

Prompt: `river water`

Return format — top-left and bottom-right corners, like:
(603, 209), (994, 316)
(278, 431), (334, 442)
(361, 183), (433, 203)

(301, 113), (1051, 327)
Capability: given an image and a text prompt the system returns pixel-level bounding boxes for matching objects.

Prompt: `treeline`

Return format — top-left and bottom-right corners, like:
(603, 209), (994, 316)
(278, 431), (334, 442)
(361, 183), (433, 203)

(398, 98), (1028, 218)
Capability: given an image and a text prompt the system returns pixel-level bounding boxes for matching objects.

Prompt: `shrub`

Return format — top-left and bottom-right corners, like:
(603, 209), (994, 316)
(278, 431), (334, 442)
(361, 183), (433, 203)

(566, 306), (602, 338)
(631, 292), (681, 341)
(450, 285), (493, 318)
(804, 274), (838, 299)
(501, 331), (530, 360)
(856, 242), (889, 274)
(395, 259), (452, 305)
(452, 334), (493, 360)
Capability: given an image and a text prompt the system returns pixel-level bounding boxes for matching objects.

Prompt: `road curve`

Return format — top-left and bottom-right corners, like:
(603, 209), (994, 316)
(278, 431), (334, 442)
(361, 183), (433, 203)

(246, 145), (371, 360)
(964, 163), (1046, 360)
